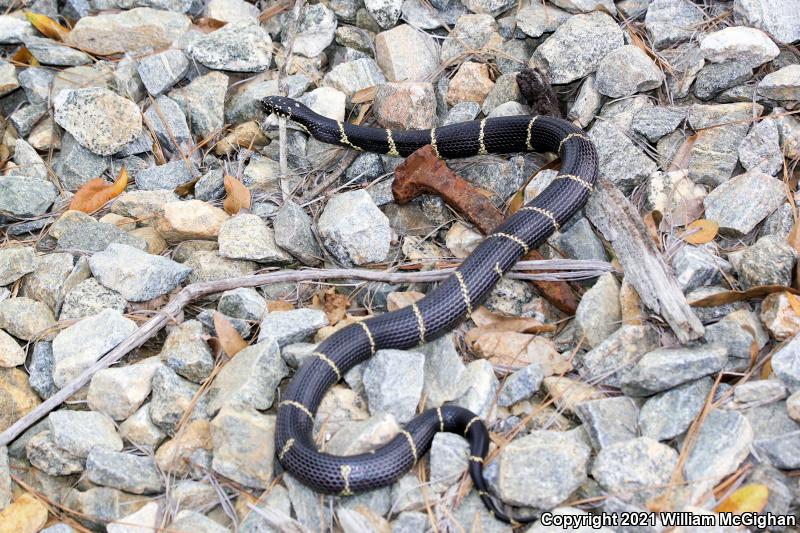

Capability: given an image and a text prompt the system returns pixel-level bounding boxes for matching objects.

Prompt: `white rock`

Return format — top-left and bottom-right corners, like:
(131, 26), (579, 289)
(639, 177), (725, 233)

(700, 26), (779, 68)
(318, 189), (391, 266)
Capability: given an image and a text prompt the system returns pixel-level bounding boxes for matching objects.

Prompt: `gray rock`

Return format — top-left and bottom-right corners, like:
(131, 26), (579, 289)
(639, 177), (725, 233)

(52, 308), (137, 388)
(137, 49), (188, 96)
(169, 71), (227, 138)
(89, 243), (192, 302)
(289, 3), (336, 57)
(345, 153), (384, 183)
(0, 297), (55, 341)
(322, 57), (387, 100)
(738, 118), (783, 176)
(374, 24), (439, 83)
(758, 64), (800, 102)
(29, 342), (58, 400)
(672, 244), (732, 292)
(442, 101), (481, 125)
(515, 2), (569, 37)
(581, 325), (660, 388)
(0, 246), (35, 286)
(644, 0), (705, 49)
(56, 220), (146, 253)
(9, 104), (46, 142)
(114, 131), (153, 157)
(575, 273), (621, 348)
(184, 251), (256, 284)
(86, 448), (163, 494)
(595, 45), (663, 98)
(273, 201), (323, 266)
(754, 430), (800, 470)
(392, 511), (428, 533)
(700, 26), (780, 68)
(60, 278), (126, 321)
(733, 0), (800, 44)
(530, 11), (624, 84)
(23, 35), (91, 66)
(498, 363), (544, 407)
(440, 14), (497, 64)
(118, 404), (166, 449)
(704, 310), (768, 372)
(53, 133), (110, 190)
(620, 345), (728, 397)
(257, 308), (328, 346)
(0, 15), (35, 44)
(734, 235), (797, 289)
(631, 106), (686, 143)
(451, 359), (499, 421)
(217, 288), (266, 321)
(149, 365), (208, 435)
(170, 510), (230, 533)
(639, 378), (713, 441)
(0, 176), (57, 219)
(26, 430), (84, 476)
(734, 379), (786, 404)
(208, 339), (288, 414)
(210, 406), (276, 489)
(226, 74), (311, 124)
(53, 88), (142, 156)
(363, 0), (402, 28)
(683, 409), (753, 498)
(20, 251), (77, 313)
(693, 60), (753, 101)
(592, 437), (678, 505)
(495, 429), (591, 508)
(318, 189), (391, 266)
(415, 333), (467, 407)
(576, 396), (639, 450)
(194, 168), (225, 202)
(771, 334), (800, 392)
(87, 357), (162, 421)
(428, 432), (469, 492)
(18, 67), (53, 107)
(143, 95), (192, 155)
(218, 214), (292, 264)
(363, 349), (424, 423)
(187, 22), (272, 72)
(299, 86), (346, 122)
(160, 320), (214, 383)
(703, 171), (784, 236)
(14, 139), (48, 180)
(588, 120), (658, 194)
(48, 410), (123, 458)
(135, 160), (193, 190)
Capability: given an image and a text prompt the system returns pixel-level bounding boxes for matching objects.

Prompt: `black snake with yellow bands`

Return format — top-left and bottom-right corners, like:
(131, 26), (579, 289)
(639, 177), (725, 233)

(262, 94), (598, 525)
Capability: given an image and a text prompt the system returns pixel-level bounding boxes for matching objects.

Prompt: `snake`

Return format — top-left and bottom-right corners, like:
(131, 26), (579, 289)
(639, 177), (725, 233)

(261, 94), (598, 525)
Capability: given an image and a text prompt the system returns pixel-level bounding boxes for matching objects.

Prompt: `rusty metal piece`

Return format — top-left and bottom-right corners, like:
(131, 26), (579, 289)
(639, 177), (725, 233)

(393, 145), (579, 314)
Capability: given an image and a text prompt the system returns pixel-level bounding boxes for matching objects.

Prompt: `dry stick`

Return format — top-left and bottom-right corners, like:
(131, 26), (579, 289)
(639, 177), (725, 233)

(0, 261), (611, 446)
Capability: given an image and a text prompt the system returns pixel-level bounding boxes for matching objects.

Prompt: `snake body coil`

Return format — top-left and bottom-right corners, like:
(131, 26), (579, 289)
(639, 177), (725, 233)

(262, 95), (599, 524)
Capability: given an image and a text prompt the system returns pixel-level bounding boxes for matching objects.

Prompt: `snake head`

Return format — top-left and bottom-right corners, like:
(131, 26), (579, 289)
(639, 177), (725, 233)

(262, 96), (297, 118)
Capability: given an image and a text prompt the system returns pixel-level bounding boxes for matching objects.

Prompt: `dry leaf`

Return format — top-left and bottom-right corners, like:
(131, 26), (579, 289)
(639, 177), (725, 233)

(690, 285), (800, 307)
(467, 306), (556, 337)
(69, 167), (129, 213)
(761, 358), (773, 380)
(352, 86), (377, 104)
(26, 12), (70, 41)
(213, 311), (248, 357)
(174, 178), (199, 196)
(10, 46), (39, 66)
(194, 17), (226, 32)
(788, 220), (800, 255)
(315, 314), (370, 342)
(682, 219), (719, 244)
(643, 211), (662, 247)
(312, 288), (349, 326)
(669, 132), (698, 171)
(715, 484), (769, 514)
(470, 331), (569, 373)
(786, 292), (800, 317)
(223, 174), (251, 215)
(266, 300), (294, 312)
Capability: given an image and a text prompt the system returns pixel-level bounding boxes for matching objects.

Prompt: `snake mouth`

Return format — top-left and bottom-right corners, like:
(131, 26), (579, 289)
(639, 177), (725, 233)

(262, 95), (296, 118)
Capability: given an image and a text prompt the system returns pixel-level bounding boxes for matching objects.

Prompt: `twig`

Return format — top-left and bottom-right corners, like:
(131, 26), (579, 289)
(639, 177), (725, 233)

(0, 260), (611, 446)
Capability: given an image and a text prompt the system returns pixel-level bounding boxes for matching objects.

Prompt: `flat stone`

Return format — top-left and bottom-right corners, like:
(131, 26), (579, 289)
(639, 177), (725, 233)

(704, 171), (783, 236)
(292, 2), (337, 57)
(374, 24), (439, 82)
(575, 272), (621, 348)
(135, 160), (193, 190)
(154, 418), (212, 476)
(53, 133), (110, 190)
(299, 86), (346, 122)
(672, 244), (732, 293)
(48, 409), (122, 458)
(187, 21), (272, 72)
(60, 278), (126, 321)
(318, 189), (391, 266)
(111, 189), (178, 221)
(495, 429), (591, 508)
(170, 510), (229, 533)
(156, 200), (229, 243)
(23, 35), (91, 66)
(86, 448), (163, 494)
(576, 396), (639, 450)
(67, 8), (191, 55)
(640, 377), (713, 442)
(364, 0), (402, 28)
(118, 404), (166, 449)
(693, 59), (754, 101)
(211, 406), (276, 489)
(56, 219), (146, 254)
(208, 339), (287, 414)
(447, 61), (494, 105)
(592, 437), (678, 505)
(0, 246), (35, 287)
(54, 88), (142, 156)
(206, 0), (260, 24)
(9, 103), (47, 138)
(701, 26), (779, 69)
(322, 58), (386, 100)
(363, 349), (424, 423)
(704, 309), (768, 372)
(440, 13), (500, 64)
(620, 345), (728, 397)
(451, 359), (499, 421)
(51, 308), (136, 388)
(531, 11), (624, 84)
(150, 366), (209, 436)
(588, 120), (658, 194)
(738, 118), (783, 175)
(89, 243), (191, 302)
(257, 308), (328, 346)
(754, 430), (800, 470)
(428, 432), (469, 492)
(28, 342), (57, 399)
(683, 409), (753, 498)
(218, 214), (292, 264)
(0, 61), (18, 97)
(0, 289), (54, 340)
(595, 45), (663, 97)
(137, 49), (188, 96)
(734, 379), (786, 405)
(644, 0), (705, 49)
(143, 95), (192, 154)
(159, 320), (213, 383)
(26, 430), (84, 475)
(13, 139), (48, 180)
(107, 502), (160, 533)
(184, 251), (256, 284)
(374, 81), (436, 129)
(217, 288), (266, 322)
(0, 15), (35, 44)
(758, 65), (800, 102)
(734, 235), (797, 289)
(498, 362), (543, 407)
(0, 176), (57, 219)
(273, 201), (323, 266)
(515, 2), (569, 37)
(580, 325), (660, 388)
(87, 357), (162, 421)
(733, 0), (800, 44)
(632, 106), (686, 143)
(168, 71), (227, 139)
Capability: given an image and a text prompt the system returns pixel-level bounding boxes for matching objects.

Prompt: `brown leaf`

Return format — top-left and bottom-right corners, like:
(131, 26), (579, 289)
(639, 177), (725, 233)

(715, 484), (769, 514)
(682, 219), (719, 245)
(26, 12), (70, 41)
(69, 167), (129, 213)
(470, 331), (569, 373)
(643, 211), (662, 247)
(690, 285), (800, 307)
(10, 46), (39, 66)
(787, 292), (800, 317)
(194, 17), (226, 32)
(266, 300), (294, 312)
(222, 174), (251, 215)
(787, 220), (800, 255)
(213, 312), (248, 357)
(312, 288), (349, 326)
(174, 177), (199, 196)
(352, 86), (377, 104)
(468, 306), (555, 334)
(669, 132), (698, 171)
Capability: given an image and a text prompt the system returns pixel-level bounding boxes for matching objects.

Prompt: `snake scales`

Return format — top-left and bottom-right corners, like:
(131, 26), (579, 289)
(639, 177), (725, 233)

(261, 94), (599, 525)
